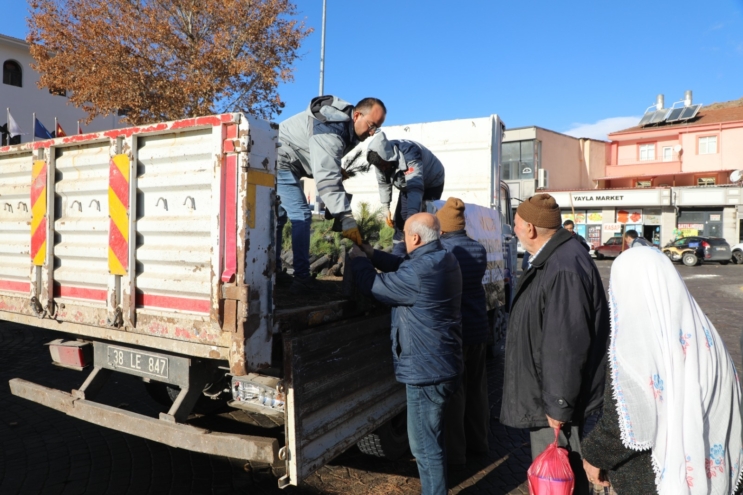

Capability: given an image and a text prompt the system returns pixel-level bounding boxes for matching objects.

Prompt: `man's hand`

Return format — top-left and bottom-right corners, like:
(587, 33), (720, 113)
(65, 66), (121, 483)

(349, 245), (367, 260)
(341, 213), (363, 246)
(359, 243), (374, 258)
(381, 206), (394, 228)
(583, 460), (610, 487)
(546, 414), (564, 430)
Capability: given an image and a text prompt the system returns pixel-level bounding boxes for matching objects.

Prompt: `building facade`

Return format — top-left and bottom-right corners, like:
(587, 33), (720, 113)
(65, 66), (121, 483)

(1, 33), (119, 142)
(542, 94), (743, 248)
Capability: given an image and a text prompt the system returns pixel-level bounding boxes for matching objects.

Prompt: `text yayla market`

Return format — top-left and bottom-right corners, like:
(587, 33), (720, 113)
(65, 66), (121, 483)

(572, 195), (624, 201)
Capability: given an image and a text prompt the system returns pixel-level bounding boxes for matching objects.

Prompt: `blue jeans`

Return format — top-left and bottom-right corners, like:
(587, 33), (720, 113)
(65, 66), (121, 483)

(407, 380), (457, 495)
(276, 169), (312, 279)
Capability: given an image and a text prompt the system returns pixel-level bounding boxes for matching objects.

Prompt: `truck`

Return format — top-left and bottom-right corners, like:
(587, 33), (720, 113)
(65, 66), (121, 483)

(0, 112), (511, 488)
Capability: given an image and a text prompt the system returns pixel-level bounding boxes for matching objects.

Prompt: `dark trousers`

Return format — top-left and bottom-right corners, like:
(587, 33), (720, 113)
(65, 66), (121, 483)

(444, 343), (489, 464)
(406, 379), (457, 495)
(391, 184), (445, 257)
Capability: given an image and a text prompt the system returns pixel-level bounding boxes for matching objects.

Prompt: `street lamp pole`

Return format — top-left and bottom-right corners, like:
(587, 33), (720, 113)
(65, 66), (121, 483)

(318, 0), (327, 96)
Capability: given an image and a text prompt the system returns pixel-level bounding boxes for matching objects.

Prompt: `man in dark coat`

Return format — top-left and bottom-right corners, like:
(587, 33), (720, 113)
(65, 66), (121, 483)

(562, 219), (591, 251)
(435, 198), (490, 465)
(350, 212), (463, 495)
(500, 194), (610, 495)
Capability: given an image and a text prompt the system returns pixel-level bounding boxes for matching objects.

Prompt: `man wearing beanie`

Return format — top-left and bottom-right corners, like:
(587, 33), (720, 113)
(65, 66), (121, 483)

(436, 198), (491, 466)
(366, 132), (445, 256)
(500, 193), (610, 495)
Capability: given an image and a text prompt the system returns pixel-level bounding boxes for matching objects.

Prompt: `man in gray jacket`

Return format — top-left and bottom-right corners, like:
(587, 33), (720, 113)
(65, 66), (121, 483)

(366, 132), (445, 256)
(277, 96), (386, 294)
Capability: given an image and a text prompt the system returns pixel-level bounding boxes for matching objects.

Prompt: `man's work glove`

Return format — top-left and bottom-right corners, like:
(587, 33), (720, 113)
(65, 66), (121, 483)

(340, 213), (363, 245)
(381, 204), (394, 228)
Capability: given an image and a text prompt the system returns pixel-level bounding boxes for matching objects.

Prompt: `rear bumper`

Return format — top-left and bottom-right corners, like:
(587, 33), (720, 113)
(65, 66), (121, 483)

(9, 378), (279, 463)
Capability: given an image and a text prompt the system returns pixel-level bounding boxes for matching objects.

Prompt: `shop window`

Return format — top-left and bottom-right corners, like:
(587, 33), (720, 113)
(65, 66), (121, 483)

(635, 180), (651, 188)
(662, 147), (673, 162)
(639, 143), (655, 161)
(2, 60), (22, 87)
(697, 177), (716, 186)
(699, 136), (717, 154)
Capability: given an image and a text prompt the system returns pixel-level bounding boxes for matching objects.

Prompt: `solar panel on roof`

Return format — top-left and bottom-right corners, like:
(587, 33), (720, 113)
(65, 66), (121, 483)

(678, 104), (701, 120)
(665, 107), (684, 122)
(638, 111), (655, 126)
(648, 109), (670, 124)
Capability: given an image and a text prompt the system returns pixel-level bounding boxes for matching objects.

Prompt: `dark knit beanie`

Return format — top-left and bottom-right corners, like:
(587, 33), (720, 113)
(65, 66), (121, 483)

(436, 197), (466, 232)
(516, 194), (562, 228)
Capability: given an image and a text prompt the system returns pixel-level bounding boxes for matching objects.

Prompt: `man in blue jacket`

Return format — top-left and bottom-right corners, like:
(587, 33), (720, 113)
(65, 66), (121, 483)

(277, 96), (386, 294)
(350, 212), (463, 495)
(435, 198), (490, 465)
(366, 132), (445, 256)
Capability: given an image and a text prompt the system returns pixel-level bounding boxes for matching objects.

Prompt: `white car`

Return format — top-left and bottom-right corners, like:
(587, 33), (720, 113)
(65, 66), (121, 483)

(732, 243), (743, 264)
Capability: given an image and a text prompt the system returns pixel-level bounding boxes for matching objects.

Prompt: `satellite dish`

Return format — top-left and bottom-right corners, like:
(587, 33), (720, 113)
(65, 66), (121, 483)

(673, 145), (682, 152)
(730, 170), (743, 183)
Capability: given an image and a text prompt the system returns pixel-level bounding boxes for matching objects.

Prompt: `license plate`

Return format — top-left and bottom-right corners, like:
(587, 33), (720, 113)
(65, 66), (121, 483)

(106, 345), (169, 380)
(716, 247), (726, 251)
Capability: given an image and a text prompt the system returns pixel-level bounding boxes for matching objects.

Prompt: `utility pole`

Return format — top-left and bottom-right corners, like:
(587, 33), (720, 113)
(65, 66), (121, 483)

(318, 0), (327, 96)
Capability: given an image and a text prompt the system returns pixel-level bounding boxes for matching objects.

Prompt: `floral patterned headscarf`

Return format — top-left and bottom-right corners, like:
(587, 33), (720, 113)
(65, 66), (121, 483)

(609, 247), (743, 494)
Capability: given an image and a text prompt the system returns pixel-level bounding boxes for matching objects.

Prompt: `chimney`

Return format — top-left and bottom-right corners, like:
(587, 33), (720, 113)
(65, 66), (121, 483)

(655, 94), (665, 111)
(684, 90), (693, 107)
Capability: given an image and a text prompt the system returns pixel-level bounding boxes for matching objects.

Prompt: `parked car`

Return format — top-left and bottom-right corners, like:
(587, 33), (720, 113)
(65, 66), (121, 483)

(662, 236), (731, 267)
(731, 242), (743, 264)
(594, 236), (627, 259)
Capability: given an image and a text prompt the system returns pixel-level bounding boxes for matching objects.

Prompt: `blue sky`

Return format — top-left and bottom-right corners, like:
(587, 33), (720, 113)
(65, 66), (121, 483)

(3, 1), (743, 139)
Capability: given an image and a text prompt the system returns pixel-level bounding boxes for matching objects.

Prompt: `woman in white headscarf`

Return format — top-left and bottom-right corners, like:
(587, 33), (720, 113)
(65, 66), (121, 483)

(581, 247), (743, 494)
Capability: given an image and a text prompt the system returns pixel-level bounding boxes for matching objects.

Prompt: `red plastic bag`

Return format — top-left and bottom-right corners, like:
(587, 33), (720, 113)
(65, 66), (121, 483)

(527, 428), (575, 495)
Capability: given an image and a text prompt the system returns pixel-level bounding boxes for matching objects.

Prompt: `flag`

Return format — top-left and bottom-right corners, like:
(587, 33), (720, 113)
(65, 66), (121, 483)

(8, 111), (22, 137)
(55, 123), (67, 137)
(34, 118), (53, 139)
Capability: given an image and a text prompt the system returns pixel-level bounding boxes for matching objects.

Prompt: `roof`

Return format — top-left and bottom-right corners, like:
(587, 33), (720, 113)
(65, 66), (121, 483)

(611, 98), (743, 136)
(0, 33), (29, 47)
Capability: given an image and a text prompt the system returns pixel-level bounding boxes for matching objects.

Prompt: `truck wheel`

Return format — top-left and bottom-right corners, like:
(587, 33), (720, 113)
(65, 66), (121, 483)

(682, 252), (698, 267)
(357, 411), (409, 460)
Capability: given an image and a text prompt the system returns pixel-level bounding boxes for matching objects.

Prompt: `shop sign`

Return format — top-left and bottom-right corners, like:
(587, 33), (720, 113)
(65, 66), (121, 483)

(616, 209), (642, 224)
(678, 223), (704, 230)
(550, 189), (668, 207)
(604, 223), (622, 233)
(709, 214), (721, 221)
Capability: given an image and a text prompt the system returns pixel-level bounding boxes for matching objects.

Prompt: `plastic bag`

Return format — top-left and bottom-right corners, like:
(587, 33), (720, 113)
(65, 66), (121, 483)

(527, 428), (575, 495)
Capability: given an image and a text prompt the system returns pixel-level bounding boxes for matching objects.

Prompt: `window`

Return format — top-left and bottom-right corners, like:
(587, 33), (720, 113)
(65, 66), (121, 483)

(639, 143), (655, 161)
(697, 177), (716, 186)
(2, 60), (22, 87)
(699, 136), (717, 154)
(635, 180), (651, 188)
(501, 140), (537, 180)
(662, 147), (673, 162)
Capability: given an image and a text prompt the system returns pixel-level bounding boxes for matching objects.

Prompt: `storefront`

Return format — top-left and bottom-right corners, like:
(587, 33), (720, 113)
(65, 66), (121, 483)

(549, 189), (675, 247)
(548, 186), (743, 248)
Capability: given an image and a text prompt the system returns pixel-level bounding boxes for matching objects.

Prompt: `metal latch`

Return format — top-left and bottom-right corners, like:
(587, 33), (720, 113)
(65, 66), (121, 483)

(221, 283), (248, 302)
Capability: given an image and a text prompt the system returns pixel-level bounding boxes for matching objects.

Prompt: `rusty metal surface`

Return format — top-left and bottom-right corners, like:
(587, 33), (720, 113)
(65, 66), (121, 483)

(9, 377), (279, 464)
(0, 310), (228, 360)
(282, 313), (405, 487)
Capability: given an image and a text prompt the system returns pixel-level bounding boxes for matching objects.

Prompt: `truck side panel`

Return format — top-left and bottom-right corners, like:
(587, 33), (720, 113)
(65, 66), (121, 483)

(282, 314), (405, 487)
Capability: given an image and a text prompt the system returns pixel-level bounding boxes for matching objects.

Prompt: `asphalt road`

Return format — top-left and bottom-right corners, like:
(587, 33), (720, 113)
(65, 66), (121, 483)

(1, 259), (742, 494)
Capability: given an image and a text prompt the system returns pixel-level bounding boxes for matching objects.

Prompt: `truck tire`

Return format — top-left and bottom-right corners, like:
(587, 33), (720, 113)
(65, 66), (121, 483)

(682, 252), (698, 267)
(357, 411), (408, 460)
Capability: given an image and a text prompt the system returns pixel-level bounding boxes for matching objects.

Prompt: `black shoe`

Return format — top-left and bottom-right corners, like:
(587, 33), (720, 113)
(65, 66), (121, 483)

(276, 270), (293, 287)
(289, 276), (323, 295)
